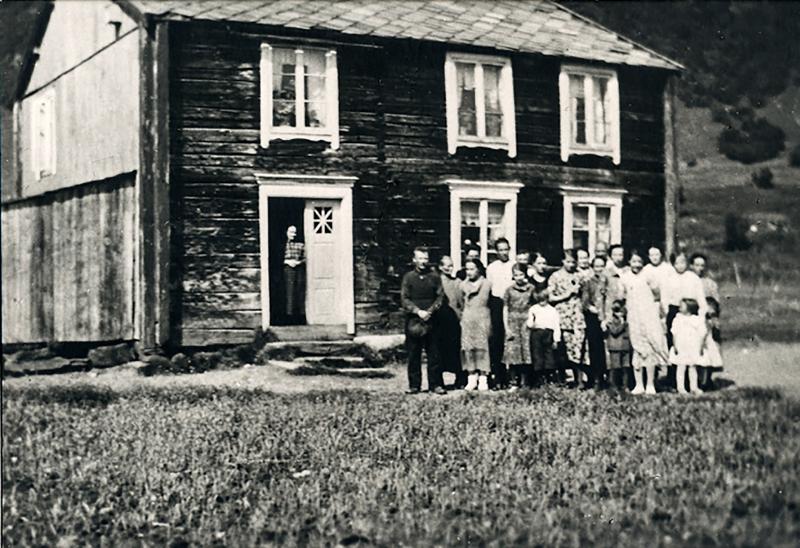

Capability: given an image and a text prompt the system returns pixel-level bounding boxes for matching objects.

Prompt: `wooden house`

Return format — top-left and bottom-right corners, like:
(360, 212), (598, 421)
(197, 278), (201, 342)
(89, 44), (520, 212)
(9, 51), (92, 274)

(1, 0), (682, 351)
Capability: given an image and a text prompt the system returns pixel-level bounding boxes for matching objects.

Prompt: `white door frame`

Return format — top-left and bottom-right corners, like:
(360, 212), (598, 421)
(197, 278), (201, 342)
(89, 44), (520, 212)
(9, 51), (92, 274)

(256, 173), (357, 334)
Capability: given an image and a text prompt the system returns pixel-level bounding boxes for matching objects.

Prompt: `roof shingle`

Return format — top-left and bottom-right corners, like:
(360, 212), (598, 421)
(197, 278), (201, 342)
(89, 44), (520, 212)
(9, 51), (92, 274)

(125, 0), (682, 70)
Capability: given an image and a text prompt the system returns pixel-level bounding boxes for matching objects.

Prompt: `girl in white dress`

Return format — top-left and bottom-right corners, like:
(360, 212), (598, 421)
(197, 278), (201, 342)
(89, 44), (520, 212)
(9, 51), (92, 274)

(669, 298), (707, 394)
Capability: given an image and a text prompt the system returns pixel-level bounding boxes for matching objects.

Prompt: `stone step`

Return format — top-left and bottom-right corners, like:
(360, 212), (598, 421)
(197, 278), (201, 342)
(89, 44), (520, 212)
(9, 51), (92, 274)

(267, 325), (351, 342)
(301, 356), (373, 369)
(256, 340), (380, 365)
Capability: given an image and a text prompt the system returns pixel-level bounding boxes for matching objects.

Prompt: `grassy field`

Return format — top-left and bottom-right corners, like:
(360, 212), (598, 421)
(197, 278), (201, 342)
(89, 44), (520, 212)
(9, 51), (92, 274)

(3, 384), (800, 547)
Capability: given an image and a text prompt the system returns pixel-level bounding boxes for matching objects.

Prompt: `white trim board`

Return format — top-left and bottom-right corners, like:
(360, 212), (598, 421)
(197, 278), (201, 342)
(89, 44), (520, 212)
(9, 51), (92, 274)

(256, 173), (356, 334)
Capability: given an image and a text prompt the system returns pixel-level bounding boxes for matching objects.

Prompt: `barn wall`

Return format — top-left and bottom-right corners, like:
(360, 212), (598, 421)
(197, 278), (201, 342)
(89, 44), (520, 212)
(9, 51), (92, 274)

(26, 0), (137, 92)
(1, 174), (136, 344)
(17, 22), (139, 198)
(1, 105), (16, 201)
(169, 21), (668, 343)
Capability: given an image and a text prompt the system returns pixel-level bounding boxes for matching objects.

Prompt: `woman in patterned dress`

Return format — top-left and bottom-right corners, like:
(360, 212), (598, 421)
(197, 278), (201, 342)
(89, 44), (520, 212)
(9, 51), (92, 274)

(548, 249), (587, 387)
(460, 258), (493, 391)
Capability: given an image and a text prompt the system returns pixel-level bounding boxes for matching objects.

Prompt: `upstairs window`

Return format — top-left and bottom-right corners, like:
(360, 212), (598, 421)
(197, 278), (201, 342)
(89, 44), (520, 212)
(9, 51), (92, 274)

(260, 44), (339, 149)
(445, 53), (516, 158)
(31, 88), (56, 180)
(559, 65), (620, 164)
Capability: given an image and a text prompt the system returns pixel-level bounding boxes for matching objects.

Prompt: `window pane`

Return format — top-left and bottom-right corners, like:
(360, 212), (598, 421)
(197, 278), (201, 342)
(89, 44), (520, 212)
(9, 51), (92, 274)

(483, 65), (503, 138)
(572, 205), (590, 230)
(303, 51), (327, 128)
(593, 76), (609, 145)
(596, 206), (612, 245)
(456, 62), (477, 136)
(273, 48), (296, 127)
(569, 74), (586, 145)
(460, 200), (480, 263)
(487, 201), (507, 252)
(572, 230), (590, 251)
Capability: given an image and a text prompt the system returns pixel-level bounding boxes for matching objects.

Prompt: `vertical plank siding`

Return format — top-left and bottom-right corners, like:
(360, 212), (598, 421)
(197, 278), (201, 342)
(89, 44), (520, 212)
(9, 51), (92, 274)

(1, 174), (136, 344)
(170, 22), (669, 342)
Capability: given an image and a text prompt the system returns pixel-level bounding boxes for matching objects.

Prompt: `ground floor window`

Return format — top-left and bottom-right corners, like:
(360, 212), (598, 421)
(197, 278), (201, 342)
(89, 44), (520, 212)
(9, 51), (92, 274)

(447, 180), (522, 269)
(561, 189), (624, 251)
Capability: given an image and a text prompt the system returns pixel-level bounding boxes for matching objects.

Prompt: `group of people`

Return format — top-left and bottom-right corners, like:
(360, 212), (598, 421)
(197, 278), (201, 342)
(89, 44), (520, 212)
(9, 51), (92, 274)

(400, 239), (723, 396)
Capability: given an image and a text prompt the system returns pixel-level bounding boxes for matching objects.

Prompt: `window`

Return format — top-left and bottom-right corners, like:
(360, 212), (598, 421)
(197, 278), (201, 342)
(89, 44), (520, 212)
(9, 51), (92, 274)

(31, 88), (56, 180)
(260, 44), (339, 149)
(562, 189), (624, 252)
(312, 206), (334, 234)
(559, 65), (620, 164)
(445, 53), (516, 157)
(447, 180), (523, 269)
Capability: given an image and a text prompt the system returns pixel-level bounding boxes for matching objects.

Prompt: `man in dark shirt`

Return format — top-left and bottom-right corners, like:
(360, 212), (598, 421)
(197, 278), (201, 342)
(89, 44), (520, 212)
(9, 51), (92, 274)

(401, 247), (446, 395)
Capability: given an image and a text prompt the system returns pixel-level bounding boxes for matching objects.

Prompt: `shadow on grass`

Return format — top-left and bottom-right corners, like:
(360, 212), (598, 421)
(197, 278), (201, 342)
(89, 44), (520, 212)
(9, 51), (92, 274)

(3, 385), (119, 408)
(287, 363), (394, 379)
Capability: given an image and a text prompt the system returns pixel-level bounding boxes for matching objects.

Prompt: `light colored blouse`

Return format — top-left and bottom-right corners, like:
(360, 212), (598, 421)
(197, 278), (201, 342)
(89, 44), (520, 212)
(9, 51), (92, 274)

(526, 303), (562, 343)
(663, 270), (708, 317)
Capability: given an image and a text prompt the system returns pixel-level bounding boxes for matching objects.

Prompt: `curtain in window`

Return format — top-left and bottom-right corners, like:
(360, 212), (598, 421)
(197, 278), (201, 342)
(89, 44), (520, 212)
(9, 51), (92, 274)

(272, 48), (296, 127)
(593, 76), (610, 145)
(569, 74), (586, 145)
(596, 206), (612, 245)
(484, 65), (503, 138)
(456, 63), (477, 136)
(304, 50), (327, 128)
(571, 205), (590, 250)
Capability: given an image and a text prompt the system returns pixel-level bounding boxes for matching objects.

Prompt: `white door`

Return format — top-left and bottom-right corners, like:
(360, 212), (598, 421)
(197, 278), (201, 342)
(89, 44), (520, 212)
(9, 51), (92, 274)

(304, 200), (343, 325)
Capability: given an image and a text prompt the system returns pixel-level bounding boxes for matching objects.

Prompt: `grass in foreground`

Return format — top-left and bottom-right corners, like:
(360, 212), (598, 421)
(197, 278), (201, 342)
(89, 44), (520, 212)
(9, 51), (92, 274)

(3, 385), (800, 547)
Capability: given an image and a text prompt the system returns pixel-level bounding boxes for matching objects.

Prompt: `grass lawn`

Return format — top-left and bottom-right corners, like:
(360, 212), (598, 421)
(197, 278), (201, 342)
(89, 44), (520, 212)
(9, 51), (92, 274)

(3, 383), (800, 547)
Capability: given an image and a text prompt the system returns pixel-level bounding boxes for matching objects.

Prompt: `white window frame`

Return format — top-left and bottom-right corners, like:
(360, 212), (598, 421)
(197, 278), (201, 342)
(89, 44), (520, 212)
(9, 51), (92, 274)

(559, 64), (620, 165)
(447, 179), (523, 270)
(260, 43), (339, 149)
(31, 87), (56, 180)
(444, 52), (517, 158)
(561, 187), (625, 252)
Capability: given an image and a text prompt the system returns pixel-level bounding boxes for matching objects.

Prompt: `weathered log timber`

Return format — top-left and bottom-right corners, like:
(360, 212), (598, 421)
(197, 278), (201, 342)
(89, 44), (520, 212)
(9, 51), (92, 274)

(3, 1), (682, 348)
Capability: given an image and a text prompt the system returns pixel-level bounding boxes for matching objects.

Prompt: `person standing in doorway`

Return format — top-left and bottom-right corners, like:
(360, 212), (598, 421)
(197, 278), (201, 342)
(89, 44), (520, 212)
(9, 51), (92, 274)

(401, 247), (446, 395)
(438, 256), (465, 388)
(486, 238), (514, 389)
(283, 225), (305, 324)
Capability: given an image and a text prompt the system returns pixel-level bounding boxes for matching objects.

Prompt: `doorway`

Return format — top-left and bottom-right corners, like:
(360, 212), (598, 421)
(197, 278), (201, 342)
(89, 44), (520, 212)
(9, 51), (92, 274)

(258, 175), (357, 334)
(268, 198), (305, 326)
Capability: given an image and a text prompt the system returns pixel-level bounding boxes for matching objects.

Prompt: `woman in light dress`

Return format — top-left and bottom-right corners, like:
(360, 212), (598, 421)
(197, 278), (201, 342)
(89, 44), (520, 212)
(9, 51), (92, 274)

(622, 250), (669, 394)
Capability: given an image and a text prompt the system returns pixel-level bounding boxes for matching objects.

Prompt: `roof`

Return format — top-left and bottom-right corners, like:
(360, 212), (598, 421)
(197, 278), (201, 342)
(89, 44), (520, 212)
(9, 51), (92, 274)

(122, 0), (683, 71)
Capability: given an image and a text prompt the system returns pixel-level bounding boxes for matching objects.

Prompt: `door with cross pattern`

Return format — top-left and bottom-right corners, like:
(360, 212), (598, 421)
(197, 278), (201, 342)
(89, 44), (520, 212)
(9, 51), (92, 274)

(303, 199), (343, 324)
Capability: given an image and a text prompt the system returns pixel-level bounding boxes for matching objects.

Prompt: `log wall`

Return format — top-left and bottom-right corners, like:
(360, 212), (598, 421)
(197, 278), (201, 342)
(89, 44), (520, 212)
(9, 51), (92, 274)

(169, 22), (669, 342)
(1, 174), (136, 344)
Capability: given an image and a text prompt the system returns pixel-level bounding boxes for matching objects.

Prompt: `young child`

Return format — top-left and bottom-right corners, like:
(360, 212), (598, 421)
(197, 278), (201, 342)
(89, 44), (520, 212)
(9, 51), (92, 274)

(669, 298), (707, 394)
(504, 264), (534, 390)
(605, 299), (632, 390)
(526, 289), (561, 385)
